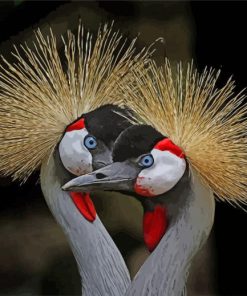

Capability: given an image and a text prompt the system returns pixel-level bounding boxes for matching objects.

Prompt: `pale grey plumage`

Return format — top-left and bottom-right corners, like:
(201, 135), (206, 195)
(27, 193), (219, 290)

(41, 151), (130, 296)
(126, 170), (215, 296)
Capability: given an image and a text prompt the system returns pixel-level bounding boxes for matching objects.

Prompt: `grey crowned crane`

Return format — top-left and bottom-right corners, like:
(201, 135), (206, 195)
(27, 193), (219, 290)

(0, 23), (150, 295)
(63, 60), (247, 295)
(41, 104), (132, 296)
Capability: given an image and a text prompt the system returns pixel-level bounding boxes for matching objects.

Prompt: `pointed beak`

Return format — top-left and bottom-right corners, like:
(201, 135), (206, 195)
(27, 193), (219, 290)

(62, 161), (138, 192)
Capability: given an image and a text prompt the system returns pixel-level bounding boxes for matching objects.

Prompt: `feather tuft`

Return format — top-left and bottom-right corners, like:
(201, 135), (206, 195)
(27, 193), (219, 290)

(120, 59), (247, 205)
(0, 22), (151, 181)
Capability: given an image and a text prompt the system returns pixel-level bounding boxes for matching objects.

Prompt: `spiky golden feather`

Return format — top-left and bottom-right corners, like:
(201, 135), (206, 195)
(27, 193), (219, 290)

(0, 23), (151, 181)
(119, 59), (247, 204)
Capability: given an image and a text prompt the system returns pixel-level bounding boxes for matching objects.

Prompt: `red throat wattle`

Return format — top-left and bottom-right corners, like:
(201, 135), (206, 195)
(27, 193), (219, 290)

(143, 205), (168, 252)
(70, 192), (96, 222)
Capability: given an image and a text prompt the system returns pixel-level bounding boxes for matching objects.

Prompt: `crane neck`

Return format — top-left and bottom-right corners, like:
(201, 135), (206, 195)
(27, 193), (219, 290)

(40, 152), (130, 296)
(127, 169), (215, 296)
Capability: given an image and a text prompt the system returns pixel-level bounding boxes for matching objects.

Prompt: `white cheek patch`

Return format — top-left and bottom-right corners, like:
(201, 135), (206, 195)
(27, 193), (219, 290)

(135, 149), (186, 196)
(59, 128), (93, 176)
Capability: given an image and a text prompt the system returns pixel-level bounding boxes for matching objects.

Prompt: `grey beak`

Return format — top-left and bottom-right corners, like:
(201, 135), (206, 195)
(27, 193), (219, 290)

(62, 161), (139, 192)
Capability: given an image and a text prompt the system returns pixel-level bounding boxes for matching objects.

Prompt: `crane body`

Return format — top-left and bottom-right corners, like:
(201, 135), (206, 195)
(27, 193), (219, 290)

(125, 170), (214, 296)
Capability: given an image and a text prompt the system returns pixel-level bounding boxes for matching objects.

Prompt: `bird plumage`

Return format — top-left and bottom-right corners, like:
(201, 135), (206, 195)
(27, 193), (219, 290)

(124, 168), (215, 296)
(0, 22), (150, 181)
(41, 150), (131, 296)
(119, 59), (247, 205)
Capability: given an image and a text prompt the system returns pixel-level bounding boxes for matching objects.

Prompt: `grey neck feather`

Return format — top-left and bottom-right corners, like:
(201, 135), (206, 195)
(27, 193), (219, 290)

(40, 152), (130, 296)
(126, 169), (215, 296)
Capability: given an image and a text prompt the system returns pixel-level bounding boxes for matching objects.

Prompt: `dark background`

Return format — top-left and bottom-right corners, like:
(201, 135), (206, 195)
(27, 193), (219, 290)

(0, 1), (247, 295)
(192, 2), (247, 295)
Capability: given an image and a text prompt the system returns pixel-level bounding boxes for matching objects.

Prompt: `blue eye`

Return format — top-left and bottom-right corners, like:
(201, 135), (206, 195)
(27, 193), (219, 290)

(139, 154), (154, 168)
(84, 136), (97, 150)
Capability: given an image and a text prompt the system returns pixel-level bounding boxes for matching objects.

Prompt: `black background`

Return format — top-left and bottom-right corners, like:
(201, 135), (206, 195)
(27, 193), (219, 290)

(192, 2), (247, 295)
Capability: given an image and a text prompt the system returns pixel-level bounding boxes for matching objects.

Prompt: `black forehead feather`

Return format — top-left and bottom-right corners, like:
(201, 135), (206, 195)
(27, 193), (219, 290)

(113, 125), (165, 162)
(83, 104), (132, 144)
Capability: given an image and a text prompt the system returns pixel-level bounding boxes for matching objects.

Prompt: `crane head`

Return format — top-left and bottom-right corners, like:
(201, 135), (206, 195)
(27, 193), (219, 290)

(58, 104), (131, 222)
(59, 104), (131, 177)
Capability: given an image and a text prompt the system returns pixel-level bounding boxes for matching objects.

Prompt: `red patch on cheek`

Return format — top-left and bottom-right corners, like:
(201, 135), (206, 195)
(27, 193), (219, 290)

(134, 177), (155, 197)
(66, 118), (85, 132)
(143, 205), (168, 252)
(70, 192), (96, 222)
